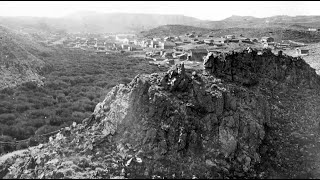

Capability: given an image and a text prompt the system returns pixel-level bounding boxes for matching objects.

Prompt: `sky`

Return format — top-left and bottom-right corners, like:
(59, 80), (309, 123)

(0, 1), (319, 21)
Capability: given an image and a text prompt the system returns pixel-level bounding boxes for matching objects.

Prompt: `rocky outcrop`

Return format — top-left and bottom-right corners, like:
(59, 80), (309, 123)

(203, 48), (320, 89)
(1, 49), (319, 179)
(83, 62), (271, 178)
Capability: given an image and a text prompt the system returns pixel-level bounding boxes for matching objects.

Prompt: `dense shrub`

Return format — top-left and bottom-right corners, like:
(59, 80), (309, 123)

(0, 87), (14, 95)
(35, 125), (59, 135)
(0, 46), (163, 153)
(0, 113), (16, 125)
(16, 141), (28, 150)
(0, 101), (15, 113)
(15, 104), (30, 113)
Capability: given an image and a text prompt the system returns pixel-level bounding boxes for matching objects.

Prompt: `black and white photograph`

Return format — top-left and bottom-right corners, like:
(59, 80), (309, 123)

(1, 1), (320, 179)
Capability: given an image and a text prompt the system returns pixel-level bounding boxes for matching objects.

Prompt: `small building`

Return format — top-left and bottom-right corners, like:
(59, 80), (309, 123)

(196, 40), (204, 44)
(175, 42), (185, 46)
(162, 50), (174, 58)
(153, 38), (162, 41)
(174, 46), (184, 52)
(250, 38), (259, 43)
(204, 39), (214, 45)
(87, 40), (96, 47)
(229, 39), (240, 43)
(133, 40), (140, 45)
(95, 40), (105, 48)
(159, 41), (176, 49)
(164, 36), (174, 41)
(276, 43), (290, 49)
(128, 45), (142, 51)
(240, 37), (251, 43)
(141, 39), (152, 47)
(168, 59), (175, 65)
(296, 48), (309, 56)
(187, 48), (208, 61)
(177, 53), (188, 60)
(96, 46), (106, 54)
(308, 28), (317, 32)
(172, 51), (183, 58)
(213, 38), (228, 44)
(150, 40), (159, 48)
(121, 44), (129, 50)
(183, 39), (191, 44)
(263, 43), (269, 49)
(96, 46), (106, 51)
(188, 34), (195, 38)
(225, 35), (235, 39)
(261, 36), (274, 43)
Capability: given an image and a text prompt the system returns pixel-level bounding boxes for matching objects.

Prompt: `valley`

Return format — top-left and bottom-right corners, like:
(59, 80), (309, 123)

(2, 9), (320, 179)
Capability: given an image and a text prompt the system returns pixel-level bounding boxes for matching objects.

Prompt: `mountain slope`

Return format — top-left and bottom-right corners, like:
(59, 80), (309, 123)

(140, 24), (212, 37)
(3, 13), (320, 34)
(0, 26), (47, 89)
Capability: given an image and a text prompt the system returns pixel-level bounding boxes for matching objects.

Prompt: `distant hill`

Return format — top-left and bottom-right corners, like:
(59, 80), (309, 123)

(139, 25), (212, 37)
(141, 25), (320, 43)
(0, 12), (206, 34)
(0, 26), (50, 89)
(205, 15), (320, 30)
(2, 13), (320, 34)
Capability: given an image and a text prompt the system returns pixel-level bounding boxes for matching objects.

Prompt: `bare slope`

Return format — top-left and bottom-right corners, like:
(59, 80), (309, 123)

(139, 24), (212, 37)
(0, 26), (48, 89)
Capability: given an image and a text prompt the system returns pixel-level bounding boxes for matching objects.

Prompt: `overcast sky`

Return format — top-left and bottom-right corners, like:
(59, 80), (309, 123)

(0, 1), (319, 21)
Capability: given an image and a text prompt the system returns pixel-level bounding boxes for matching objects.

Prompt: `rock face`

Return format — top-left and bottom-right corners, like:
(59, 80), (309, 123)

(1, 49), (319, 179)
(203, 48), (320, 89)
(86, 62), (271, 177)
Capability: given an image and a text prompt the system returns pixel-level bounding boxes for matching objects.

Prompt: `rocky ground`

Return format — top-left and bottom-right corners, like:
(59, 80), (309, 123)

(257, 86), (320, 178)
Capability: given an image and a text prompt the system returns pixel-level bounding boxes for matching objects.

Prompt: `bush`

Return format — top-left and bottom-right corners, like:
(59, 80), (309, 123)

(16, 141), (28, 150)
(0, 87), (14, 95)
(0, 101), (15, 113)
(35, 125), (59, 135)
(26, 118), (46, 129)
(15, 104), (30, 113)
(28, 109), (50, 119)
(49, 116), (64, 126)
(21, 81), (38, 91)
(0, 113), (16, 125)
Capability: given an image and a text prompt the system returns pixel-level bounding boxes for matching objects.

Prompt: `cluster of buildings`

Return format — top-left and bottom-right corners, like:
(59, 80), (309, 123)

(144, 33), (279, 62)
(61, 30), (309, 58)
(307, 28), (320, 32)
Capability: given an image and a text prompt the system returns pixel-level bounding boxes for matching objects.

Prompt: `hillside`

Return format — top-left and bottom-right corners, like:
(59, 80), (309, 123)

(0, 26), (49, 89)
(141, 25), (320, 43)
(3, 14), (320, 34)
(139, 24), (212, 37)
(206, 15), (320, 29)
(0, 12), (205, 34)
